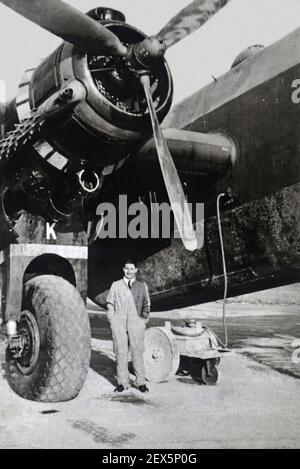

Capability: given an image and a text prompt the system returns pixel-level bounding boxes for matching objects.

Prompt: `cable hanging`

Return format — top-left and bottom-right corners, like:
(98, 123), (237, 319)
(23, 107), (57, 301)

(216, 192), (229, 348)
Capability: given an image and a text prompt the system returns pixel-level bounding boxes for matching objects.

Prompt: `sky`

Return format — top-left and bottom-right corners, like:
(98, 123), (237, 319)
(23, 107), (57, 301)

(0, 0), (300, 104)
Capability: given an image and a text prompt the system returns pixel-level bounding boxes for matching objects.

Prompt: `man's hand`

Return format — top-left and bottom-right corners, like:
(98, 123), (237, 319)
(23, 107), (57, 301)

(107, 303), (115, 321)
(141, 283), (151, 320)
(0, 0), (128, 56)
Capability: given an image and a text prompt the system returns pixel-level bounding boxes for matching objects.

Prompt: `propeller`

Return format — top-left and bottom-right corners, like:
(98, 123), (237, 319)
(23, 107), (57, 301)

(158, 0), (231, 49)
(140, 75), (198, 251)
(0, 0), (127, 56)
(131, 1), (231, 250)
(123, 0), (231, 66)
(1, 0), (231, 57)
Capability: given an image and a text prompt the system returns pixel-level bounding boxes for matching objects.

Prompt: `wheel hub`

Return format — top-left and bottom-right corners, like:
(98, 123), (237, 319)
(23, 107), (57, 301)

(152, 347), (164, 362)
(14, 310), (40, 375)
(144, 327), (179, 383)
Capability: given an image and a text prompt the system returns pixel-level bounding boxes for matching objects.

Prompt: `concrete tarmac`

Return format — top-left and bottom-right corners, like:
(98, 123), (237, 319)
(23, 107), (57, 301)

(0, 308), (299, 449)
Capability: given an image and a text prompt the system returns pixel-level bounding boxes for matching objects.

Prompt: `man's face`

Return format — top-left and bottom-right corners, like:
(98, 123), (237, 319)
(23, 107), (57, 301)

(123, 263), (137, 280)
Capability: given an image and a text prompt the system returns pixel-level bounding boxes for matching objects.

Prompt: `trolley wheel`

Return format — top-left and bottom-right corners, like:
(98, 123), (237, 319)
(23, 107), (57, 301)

(144, 327), (179, 383)
(200, 359), (219, 386)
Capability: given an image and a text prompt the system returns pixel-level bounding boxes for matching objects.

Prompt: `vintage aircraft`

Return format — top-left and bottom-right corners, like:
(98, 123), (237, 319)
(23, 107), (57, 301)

(0, 0), (299, 401)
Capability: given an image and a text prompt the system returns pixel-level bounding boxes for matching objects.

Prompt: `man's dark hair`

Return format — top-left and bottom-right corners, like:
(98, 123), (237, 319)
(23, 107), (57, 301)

(123, 258), (137, 267)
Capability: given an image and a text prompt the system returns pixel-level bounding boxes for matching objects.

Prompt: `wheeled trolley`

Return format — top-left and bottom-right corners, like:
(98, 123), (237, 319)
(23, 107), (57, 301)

(144, 320), (228, 385)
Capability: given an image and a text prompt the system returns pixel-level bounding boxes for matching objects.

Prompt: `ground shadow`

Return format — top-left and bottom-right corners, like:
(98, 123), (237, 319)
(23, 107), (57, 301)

(90, 350), (141, 390)
(90, 316), (112, 341)
(90, 350), (117, 386)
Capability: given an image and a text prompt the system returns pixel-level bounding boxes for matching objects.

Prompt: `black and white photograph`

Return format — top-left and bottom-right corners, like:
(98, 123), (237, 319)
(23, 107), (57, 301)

(0, 0), (299, 451)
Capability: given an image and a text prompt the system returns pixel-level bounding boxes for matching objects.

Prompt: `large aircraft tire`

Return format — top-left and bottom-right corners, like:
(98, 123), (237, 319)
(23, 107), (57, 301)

(6, 275), (91, 402)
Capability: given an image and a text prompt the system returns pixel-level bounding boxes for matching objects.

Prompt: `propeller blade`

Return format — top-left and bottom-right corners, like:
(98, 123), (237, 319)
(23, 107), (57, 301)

(0, 0), (127, 56)
(158, 0), (231, 49)
(140, 75), (198, 252)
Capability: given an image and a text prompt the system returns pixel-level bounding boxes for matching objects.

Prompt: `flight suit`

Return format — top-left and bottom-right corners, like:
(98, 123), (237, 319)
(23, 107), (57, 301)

(106, 279), (150, 388)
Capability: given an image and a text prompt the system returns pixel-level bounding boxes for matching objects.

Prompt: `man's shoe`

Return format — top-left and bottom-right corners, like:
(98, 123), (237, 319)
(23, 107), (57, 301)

(114, 385), (125, 392)
(138, 384), (149, 393)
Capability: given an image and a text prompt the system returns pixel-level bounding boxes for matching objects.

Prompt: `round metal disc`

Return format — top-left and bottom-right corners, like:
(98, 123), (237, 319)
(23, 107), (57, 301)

(144, 327), (179, 383)
(15, 310), (40, 376)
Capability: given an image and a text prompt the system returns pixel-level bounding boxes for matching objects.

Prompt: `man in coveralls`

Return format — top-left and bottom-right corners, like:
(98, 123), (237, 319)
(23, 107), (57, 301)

(106, 259), (151, 393)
